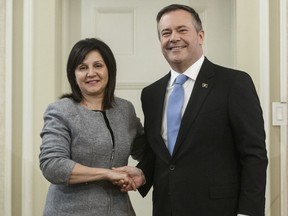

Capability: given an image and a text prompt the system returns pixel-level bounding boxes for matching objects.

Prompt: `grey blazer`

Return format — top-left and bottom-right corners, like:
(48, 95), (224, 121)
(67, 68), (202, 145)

(39, 97), (145, 216)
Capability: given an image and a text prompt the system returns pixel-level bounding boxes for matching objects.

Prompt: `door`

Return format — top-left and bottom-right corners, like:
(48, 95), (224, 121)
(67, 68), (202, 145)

(65, 1), (236, 215)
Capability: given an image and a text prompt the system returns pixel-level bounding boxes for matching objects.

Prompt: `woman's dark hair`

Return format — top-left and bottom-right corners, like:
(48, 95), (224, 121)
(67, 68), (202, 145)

(156, 4), (203, 35)
(61, 38), (116, 110)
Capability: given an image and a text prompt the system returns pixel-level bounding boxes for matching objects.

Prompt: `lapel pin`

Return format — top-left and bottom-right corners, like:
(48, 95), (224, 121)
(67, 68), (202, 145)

(202, 83), (208, 88)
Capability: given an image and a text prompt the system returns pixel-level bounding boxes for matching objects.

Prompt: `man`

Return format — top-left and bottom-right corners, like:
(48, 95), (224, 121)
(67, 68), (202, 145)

(115, 4), (268, 216)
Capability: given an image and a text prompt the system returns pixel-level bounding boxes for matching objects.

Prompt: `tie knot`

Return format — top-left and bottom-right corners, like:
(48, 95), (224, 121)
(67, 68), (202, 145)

(175, 74), (188, 85)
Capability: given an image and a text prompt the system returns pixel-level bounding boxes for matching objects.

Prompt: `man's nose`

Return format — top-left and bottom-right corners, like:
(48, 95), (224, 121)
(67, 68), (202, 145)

(170, 31), (180, 41)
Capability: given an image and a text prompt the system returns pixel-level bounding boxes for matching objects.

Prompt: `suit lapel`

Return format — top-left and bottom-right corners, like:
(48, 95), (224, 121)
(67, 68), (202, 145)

(152, 74), (170, 133)
(149, 74), (172, 161)
(173, 58), (215, 156)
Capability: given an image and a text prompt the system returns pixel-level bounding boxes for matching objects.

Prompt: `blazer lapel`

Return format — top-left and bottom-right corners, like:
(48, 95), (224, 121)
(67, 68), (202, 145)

(173, 58), (215, 156)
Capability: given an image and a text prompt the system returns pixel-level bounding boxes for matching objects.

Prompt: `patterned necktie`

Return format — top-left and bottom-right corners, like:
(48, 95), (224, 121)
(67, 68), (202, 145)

(167, 74), (188, 155)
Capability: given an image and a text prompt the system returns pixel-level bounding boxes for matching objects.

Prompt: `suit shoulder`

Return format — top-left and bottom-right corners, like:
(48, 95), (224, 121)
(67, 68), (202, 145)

(202, 59), (254, 87)
(212, 62), (251, 78)
(142, 74), (169, 92)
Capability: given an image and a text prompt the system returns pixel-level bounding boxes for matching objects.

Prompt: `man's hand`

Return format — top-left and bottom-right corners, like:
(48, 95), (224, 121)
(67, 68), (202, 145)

(106, 169), (136, 191)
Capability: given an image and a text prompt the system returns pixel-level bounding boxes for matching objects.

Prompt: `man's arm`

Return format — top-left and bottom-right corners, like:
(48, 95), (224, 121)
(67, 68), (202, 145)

(230, 72), (268, 215)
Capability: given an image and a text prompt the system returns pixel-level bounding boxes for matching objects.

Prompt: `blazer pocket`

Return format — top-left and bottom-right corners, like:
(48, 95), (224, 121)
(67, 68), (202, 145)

(209, 183), (238, 199)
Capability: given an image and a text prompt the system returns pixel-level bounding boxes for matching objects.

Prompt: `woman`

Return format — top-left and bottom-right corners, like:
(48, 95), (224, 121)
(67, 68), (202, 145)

(39, 38), (145, 216)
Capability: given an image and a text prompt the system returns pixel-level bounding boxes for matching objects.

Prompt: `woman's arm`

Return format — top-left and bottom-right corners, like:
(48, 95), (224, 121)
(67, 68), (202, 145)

(69, 163), (136, 190)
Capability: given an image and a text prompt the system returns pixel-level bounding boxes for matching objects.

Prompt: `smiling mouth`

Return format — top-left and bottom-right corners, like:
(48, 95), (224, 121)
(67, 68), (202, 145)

(168, 46), (186, 50)
(86, 80), (99, 84)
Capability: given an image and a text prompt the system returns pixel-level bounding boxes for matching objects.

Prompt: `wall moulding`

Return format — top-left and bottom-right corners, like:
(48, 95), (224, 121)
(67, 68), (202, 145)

(116, 82), (151, 90)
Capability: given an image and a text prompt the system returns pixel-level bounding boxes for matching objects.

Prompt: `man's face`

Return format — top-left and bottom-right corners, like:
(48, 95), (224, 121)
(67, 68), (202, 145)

(158, 9), (204, 72)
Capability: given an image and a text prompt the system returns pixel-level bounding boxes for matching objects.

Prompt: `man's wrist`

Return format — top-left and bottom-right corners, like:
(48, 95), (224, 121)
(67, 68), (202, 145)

(138, 168), (146, 185)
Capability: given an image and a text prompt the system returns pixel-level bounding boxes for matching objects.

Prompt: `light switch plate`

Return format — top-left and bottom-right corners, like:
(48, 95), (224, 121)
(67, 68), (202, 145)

(272, 102), (287, 126)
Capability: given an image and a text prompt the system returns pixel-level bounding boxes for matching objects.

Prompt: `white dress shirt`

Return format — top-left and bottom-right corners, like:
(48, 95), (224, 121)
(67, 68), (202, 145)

(161, 55), (204, 146)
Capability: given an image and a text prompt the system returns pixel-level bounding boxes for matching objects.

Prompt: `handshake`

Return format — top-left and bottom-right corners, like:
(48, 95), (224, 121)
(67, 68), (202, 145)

(110, 166), (146, 192)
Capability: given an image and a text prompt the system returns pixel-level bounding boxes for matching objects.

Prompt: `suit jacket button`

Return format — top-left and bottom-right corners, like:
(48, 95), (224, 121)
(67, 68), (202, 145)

(169, 165), (175, 170)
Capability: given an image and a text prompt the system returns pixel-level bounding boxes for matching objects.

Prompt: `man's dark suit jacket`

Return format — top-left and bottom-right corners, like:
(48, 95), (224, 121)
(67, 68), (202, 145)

(137, 58), (268, 216)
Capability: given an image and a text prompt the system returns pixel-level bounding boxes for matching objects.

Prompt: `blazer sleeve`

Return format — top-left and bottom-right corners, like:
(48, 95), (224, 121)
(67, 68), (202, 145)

(39, 103), (76, 185)
(128, 102), (146, 161)
(136, 141), (155, 197)
(229, 72), (268, 215)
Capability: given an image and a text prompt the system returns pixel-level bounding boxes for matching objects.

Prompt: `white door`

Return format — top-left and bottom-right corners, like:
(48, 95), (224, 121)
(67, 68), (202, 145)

(66, 1), (236, 215)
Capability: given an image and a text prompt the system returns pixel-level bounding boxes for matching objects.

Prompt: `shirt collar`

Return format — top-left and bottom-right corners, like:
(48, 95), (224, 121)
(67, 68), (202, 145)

(169, 55), (205, 87)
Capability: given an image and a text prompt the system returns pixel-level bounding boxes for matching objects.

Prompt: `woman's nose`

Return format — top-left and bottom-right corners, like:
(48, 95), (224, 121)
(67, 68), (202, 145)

(87, 67), (96, 77)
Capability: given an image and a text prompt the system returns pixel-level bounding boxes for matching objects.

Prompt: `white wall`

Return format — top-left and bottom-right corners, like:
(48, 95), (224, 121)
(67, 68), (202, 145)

(1, 0), (287, 215)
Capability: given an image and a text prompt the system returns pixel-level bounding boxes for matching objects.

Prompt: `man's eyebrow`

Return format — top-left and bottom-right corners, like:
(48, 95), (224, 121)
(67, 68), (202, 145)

(161, 25), (189, 31)
(177, 25), (189, 29)
(160, 27), (171, 32)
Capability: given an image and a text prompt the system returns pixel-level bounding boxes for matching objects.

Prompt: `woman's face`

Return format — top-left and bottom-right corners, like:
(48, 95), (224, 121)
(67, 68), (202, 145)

(75, 50), (109, 99)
